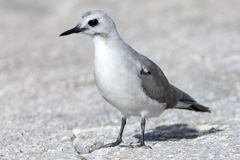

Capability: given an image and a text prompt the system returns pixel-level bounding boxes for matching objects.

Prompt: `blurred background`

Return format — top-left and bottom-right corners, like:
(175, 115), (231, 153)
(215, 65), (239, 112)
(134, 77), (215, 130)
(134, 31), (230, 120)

(0, 0), (239, 159)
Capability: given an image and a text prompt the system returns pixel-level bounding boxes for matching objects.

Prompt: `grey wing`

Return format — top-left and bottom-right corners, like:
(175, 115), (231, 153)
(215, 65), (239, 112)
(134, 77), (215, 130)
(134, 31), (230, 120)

(171, 85), (196, 103)
(134, 53), (210, 112)
(136, 54), (178, 108)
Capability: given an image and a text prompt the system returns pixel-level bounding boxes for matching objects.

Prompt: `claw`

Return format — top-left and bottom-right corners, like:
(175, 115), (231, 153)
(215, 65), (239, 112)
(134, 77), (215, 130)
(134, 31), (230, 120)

(120, 144), (152, 149)
(99, 140), (121, 148)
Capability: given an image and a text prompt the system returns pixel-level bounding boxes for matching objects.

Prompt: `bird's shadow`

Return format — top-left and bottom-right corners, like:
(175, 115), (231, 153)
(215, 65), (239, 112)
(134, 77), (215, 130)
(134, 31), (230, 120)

(134, 123), (222, 142)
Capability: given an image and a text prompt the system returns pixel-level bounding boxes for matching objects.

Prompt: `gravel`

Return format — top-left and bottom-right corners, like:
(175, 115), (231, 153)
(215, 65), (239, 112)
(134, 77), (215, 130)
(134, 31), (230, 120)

(0, 0), (240, 159)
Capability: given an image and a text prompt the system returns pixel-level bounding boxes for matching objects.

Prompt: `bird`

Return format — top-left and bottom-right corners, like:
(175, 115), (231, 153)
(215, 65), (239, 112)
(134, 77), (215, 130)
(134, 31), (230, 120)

(60, 10), (210, 149)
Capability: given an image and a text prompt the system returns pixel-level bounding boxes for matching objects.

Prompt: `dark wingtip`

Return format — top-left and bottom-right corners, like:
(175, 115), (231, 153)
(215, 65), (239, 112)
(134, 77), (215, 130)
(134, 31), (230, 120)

(176, 101), (211, 113)
(190, 103), (211, 113)
(203, 108), (211, 113)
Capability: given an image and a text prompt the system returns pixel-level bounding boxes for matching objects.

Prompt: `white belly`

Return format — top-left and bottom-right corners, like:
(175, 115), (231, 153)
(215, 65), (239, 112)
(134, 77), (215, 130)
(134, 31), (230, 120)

(93, 37), (166, 118)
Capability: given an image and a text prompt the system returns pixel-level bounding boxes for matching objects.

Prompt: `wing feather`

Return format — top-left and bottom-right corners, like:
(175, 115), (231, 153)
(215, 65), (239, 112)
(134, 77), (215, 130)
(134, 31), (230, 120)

(136, 54), (178, 108)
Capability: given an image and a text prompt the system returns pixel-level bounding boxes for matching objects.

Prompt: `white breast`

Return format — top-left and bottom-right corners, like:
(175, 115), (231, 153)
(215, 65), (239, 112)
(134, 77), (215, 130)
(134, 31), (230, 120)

(93, 37), (166, 118)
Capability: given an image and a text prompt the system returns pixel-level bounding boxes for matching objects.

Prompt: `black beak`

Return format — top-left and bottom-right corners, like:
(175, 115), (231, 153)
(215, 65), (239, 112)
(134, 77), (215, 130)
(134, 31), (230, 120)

(59, 26), (82, 36)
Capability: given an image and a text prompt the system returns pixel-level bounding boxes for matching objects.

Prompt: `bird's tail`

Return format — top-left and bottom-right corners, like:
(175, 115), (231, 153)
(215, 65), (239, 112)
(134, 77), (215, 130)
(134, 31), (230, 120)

(174, 101), (211, 113)
(171, 85), (211, 113)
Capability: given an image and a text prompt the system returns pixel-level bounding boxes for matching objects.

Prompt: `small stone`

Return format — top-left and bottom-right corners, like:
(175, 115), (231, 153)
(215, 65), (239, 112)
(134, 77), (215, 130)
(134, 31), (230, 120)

(60, 136), (71, 142)
(73, 132), (105, 154)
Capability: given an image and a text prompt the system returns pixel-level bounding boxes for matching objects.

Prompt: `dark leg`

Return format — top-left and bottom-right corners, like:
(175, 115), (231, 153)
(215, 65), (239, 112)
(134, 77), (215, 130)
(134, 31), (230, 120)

(139, 117), (151, 149)
(140, 117), (146, 146)
(120, 117), (151, 149)
(99, 117), (126, 148)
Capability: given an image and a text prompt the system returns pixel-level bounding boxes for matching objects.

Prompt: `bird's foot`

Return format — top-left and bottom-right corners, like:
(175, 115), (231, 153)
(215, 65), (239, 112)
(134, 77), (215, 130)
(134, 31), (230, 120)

(120, 143), (152, 149)
(140, 144), (152, 149)
(99, 140), (121, 148)
(89, 140), (121, 153)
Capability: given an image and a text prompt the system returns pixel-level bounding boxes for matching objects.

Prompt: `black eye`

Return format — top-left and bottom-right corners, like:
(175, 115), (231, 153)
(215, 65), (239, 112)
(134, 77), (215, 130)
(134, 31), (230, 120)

(88, 19), (98, 27)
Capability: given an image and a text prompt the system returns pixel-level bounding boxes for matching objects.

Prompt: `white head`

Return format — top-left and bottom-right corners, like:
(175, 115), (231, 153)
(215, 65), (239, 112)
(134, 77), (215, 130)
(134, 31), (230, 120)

(60, 10), (119, 38)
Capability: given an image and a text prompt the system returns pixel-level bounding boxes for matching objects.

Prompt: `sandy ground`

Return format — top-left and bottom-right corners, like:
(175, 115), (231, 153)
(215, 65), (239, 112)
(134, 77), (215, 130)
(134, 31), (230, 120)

(0, 0), (240, 159)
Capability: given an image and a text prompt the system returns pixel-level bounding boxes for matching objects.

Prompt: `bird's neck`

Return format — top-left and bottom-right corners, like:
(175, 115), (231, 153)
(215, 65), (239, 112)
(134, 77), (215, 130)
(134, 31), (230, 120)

(93, 31), (122, 44)
(92, 32), (127, 71)
(92, 32), (125, 53)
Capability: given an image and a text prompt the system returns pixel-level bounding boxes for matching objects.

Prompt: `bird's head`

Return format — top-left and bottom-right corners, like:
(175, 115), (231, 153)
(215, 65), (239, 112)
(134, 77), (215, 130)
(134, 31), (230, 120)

(60, 10), (118, 38)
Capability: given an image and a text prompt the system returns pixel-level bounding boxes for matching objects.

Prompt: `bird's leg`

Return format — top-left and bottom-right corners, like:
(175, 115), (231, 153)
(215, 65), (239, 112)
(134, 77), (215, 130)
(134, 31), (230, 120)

(140, 117), (146, 146)
(99, 117), (126, 148)
(120, 117), (152, 149)
(138, 117), (152, 149)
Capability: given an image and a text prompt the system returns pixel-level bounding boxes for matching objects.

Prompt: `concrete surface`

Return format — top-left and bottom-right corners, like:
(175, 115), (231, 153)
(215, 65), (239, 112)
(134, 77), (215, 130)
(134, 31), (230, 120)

(0, 0), (240, 159)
